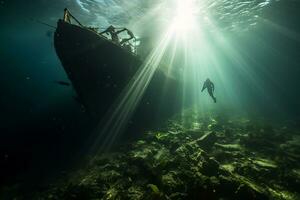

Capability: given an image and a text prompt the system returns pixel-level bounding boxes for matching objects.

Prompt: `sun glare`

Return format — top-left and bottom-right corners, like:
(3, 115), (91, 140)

(171, 0), (198, 33)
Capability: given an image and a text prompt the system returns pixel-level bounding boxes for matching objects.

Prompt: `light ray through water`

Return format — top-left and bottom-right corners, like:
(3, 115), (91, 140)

(90, 27), (174, 153)
(88, 0), (283, 153)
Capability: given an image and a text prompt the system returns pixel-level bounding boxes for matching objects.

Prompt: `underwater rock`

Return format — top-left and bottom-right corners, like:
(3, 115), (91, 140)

(284, 169), (300, 193)
(195, 131), (217, 151)
(144, 184), (165, 200)
(253, 158), (278, 169)
(241, 132), (276, 151)
(208, 122), (223, 132)
(98, 169), (122, 182)
(168, 192), (188, 200)
(161, 171), (184, 193)
(214, 143), (242, 151)
(200, 157), (220, 176)
(234, 183), (268, 200)
(127, 185), (144, 200)
(216, 174), (269, 200)
(129, 145), (154, 160)
(152, 147), (174, 171)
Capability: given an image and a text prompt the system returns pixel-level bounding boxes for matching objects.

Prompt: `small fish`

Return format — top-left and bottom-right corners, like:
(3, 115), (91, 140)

(55, 81), (71, 86)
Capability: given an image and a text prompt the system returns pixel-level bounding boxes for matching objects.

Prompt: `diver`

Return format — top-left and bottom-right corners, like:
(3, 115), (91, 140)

(100, 25), (127, 44)
(120, 29), (135, 45)
(122, 42), (132, 52)
(63, 8), (71, 23)
(201, 78), (216, 103)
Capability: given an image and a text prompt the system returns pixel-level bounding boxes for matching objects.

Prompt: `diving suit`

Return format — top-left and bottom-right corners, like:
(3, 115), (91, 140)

(201, 78), (216, 103)
(100, 25), (126, 44)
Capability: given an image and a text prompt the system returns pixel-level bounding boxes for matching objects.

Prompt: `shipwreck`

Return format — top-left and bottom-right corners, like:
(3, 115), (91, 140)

(54, 9), (182, 131)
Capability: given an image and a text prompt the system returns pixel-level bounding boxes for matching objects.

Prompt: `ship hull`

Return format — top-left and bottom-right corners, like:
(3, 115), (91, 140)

(55, 20), (141, 119)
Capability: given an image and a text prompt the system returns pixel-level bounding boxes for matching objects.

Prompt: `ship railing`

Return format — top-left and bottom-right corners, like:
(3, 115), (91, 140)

(62, 8), (139, 55)
(63, 8), (84, 27)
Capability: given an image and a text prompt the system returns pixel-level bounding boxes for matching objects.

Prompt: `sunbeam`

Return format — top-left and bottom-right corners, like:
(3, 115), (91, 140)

(90, 0), (266, 151)
(91, 27), (174, 153)
(84, 0), (300, 153)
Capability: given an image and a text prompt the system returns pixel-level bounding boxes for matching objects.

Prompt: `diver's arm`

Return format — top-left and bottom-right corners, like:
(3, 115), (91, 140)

(115, 28), (127, 34)
(99, 29), (108, 35)
(212, 83), (215, 92)
(201, 83), (206, 92)
(120, 30), (135, 45)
